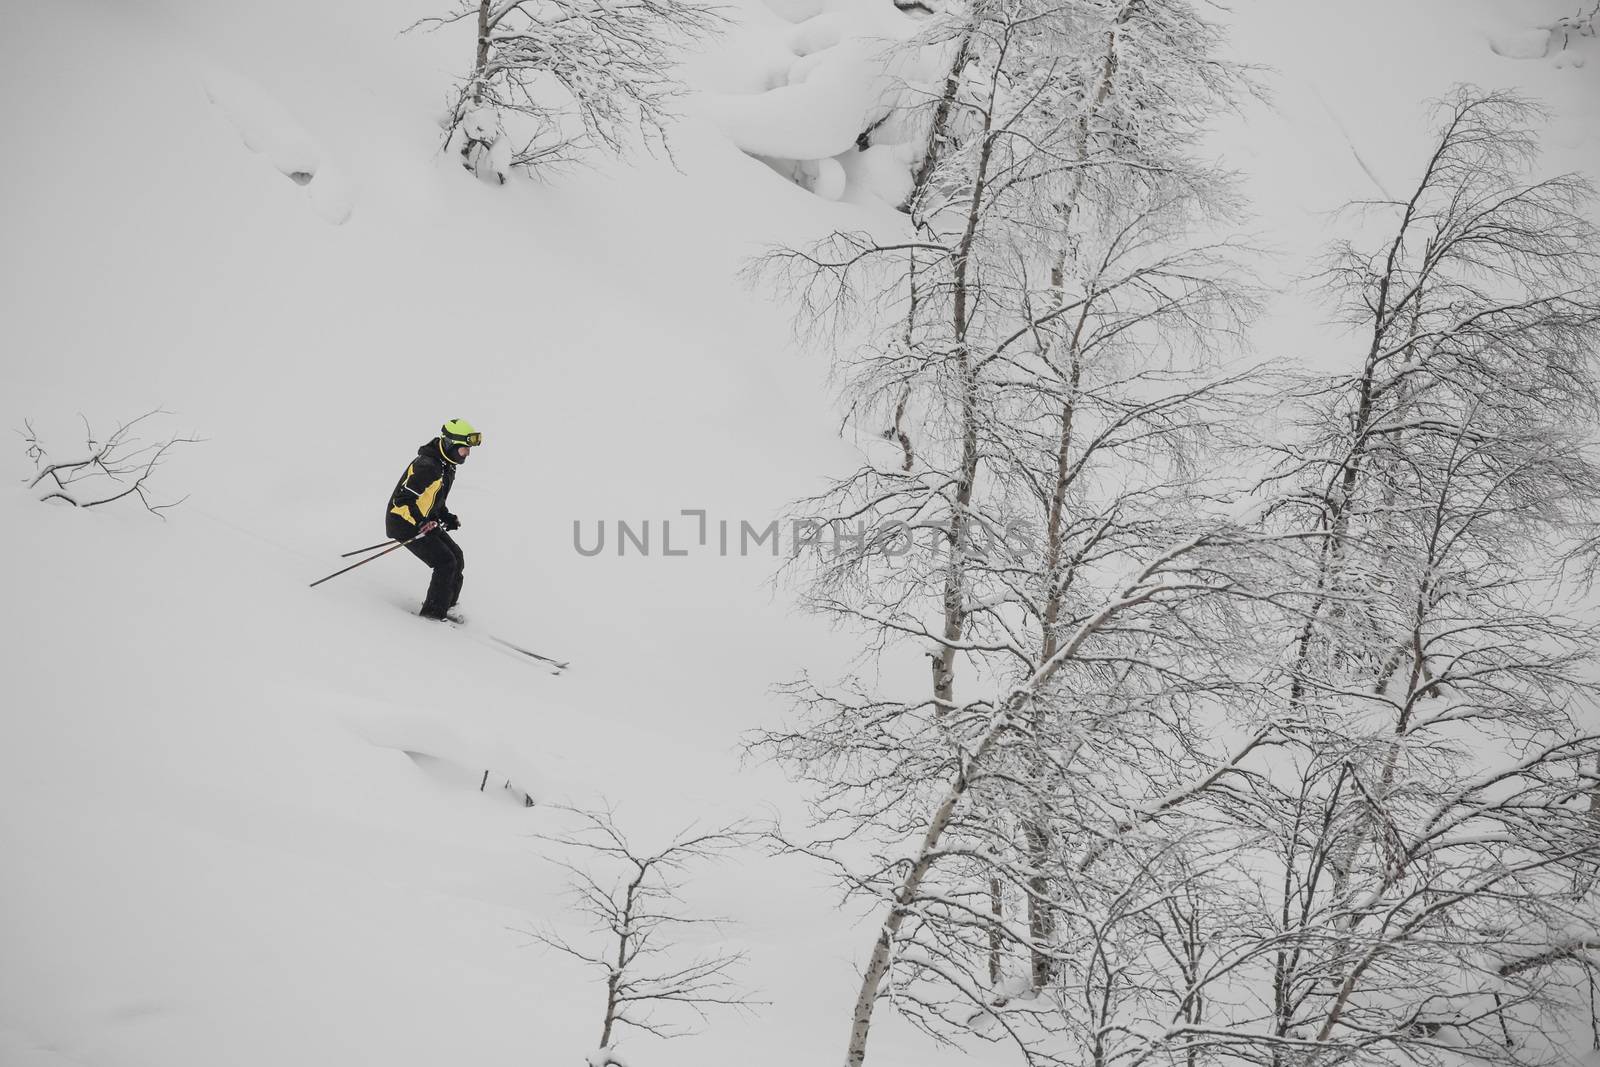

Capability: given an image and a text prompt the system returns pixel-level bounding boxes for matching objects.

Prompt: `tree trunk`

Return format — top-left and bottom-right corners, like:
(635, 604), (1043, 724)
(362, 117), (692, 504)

(844, 544), (1187, 1065)
(473, 0), (491, 102)
(900, 34), (972, 214)
(1022, 819), (1054, 990)
(930, 99), (999, 713)
(988, 874), (1004, 986)
(600, 868), (644, 1049)
(844, 721), (1010, 1067)
(1014, 8), (1130, 990)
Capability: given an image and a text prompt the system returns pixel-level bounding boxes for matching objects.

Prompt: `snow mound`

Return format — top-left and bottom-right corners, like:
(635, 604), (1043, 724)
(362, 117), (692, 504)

(1488, 27), (1553, 60)
(694, 0), (944, 206)
(1488, 9), (1597, 69)
(202, 66), (357, 224)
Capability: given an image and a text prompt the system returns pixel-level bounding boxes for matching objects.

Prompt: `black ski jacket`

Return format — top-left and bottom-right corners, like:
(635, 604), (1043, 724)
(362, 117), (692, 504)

(387, 438), (460, 529)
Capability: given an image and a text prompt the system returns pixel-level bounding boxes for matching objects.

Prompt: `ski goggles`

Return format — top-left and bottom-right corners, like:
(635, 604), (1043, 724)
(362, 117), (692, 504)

(447, 431), (483, 447)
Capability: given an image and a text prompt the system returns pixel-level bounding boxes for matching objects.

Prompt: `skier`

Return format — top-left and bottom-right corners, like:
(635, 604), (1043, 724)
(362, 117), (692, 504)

(386, 419), (482, 621)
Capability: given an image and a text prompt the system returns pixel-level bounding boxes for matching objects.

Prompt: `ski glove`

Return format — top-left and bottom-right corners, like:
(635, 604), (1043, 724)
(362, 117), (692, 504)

(441, 513), (461, 531)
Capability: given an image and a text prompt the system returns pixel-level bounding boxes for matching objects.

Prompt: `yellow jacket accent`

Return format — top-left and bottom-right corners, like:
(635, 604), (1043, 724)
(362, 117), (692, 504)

(416, 477), (443, 518)
(388, 445), (457, 531)
(391, 461), (446, 524)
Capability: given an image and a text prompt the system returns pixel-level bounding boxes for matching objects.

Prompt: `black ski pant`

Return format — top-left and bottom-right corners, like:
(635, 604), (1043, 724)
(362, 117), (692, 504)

(388, 519), (464, 616)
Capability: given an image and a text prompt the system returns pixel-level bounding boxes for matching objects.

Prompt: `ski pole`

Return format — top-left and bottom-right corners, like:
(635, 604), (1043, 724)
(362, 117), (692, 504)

(309, 523), (435, 588)
(341, 537), (402, 558)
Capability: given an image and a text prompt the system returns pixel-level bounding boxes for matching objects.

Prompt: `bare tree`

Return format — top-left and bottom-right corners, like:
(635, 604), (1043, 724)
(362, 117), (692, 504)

(524, 807), (759, 1065)
(406, 0), (722, 179)
(21, 409), (199, 515)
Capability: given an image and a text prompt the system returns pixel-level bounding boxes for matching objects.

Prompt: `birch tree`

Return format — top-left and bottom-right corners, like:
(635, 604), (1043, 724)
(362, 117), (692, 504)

(1240, 88), (1600, 1063)
(759, 31), (1600, 1067)
(751, 1), (1268, 1062)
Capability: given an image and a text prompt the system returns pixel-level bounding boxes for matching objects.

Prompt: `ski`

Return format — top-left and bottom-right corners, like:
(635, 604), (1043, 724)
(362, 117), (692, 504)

(396, 602), (568, 674)
(486, 634), (569, 675)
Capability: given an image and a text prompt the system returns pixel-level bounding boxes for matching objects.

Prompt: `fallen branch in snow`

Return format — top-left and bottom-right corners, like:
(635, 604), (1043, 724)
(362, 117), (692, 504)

(21, 410), (201, 516)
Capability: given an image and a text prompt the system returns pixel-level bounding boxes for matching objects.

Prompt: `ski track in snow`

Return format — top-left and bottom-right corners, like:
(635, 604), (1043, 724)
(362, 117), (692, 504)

(335, 681), (549, 807)
(326, 602), (557, 801)
(201, 66), (357, 224)
(0, 1026), (91, 1066)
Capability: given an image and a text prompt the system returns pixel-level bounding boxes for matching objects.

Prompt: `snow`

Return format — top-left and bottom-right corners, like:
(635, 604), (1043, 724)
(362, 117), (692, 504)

(1489, 27), (1556, 60)
(691, 0), (942, 206)
(2, 0), (1598, 1063)
(202, 66), (359, 223)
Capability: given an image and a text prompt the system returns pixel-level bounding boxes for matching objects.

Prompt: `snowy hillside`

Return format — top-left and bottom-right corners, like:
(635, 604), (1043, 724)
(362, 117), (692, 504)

(2, 0), (1598, 1065)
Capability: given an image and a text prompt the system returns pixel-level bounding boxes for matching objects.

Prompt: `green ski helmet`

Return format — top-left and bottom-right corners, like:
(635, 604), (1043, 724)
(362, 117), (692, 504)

(441, 418), (482, 447)
(440, 418), (482, 463)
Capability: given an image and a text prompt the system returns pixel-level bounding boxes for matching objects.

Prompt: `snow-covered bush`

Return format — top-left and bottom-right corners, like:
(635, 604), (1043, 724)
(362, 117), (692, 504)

(409, 0), (723, 178)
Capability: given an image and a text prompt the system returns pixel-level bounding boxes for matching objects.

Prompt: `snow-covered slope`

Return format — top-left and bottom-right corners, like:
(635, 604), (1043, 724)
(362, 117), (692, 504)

(2, 0), (1597, 1064)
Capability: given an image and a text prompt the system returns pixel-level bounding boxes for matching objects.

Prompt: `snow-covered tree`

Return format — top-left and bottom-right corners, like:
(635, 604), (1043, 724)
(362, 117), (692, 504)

(750, 1), (1268, 1062)
(757, 4), (1600, 1054)
(1238, 88), (1600, 1060)
(408, 0), (721, 179)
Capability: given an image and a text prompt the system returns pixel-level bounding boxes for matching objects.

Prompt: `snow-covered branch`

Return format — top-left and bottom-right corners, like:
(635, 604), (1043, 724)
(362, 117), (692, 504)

(408, 0), (723, 180)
